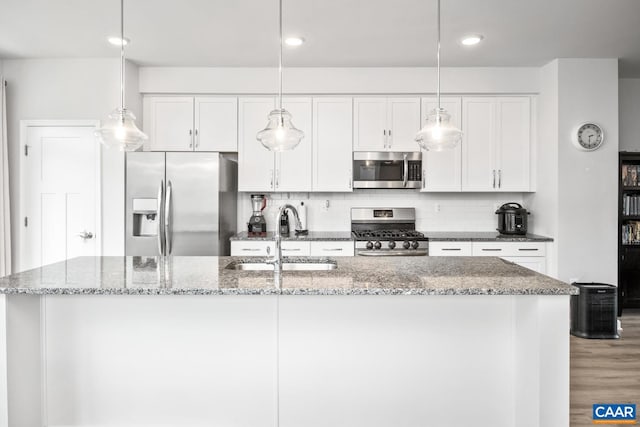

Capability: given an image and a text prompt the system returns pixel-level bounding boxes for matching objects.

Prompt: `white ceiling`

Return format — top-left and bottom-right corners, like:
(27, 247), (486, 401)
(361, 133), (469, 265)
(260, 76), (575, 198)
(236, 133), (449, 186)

(2, 0), (640, 77)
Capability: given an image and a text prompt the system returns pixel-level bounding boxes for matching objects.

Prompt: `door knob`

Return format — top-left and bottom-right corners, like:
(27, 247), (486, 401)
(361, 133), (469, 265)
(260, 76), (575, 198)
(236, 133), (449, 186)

(78, 231), (94, 240)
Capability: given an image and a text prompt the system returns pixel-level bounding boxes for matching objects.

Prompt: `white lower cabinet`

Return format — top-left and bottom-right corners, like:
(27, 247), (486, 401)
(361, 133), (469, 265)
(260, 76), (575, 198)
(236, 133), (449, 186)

(310, 241), (355, 257)
(429, 241), (547, 274)
(231, 240), (354, 257)
(428, 242), (472, 256)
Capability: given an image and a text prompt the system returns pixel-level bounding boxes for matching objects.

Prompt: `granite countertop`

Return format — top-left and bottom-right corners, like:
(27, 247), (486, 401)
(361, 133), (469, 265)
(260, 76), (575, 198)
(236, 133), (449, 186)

(0, 256), (576, 296)
(423, 232), (554, 242)
(230, 231), (354, 241)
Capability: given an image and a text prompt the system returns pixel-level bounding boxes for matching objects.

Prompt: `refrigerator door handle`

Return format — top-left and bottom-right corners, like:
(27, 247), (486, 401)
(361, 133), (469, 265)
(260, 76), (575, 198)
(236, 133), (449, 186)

(157, 180), (165, 256)
(165, 180), (173, 255)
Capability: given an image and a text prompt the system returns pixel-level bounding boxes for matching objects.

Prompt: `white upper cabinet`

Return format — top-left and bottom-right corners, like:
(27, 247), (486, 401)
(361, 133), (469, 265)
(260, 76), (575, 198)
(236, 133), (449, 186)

(462, 96), (531, 191)
(420, 97), (462, 192)
(144, 96), (238, 152)
(353, 97), (421, 152)
(144, 96), (194, 151)
(238, 97), (313, 192)
(238, 97), (276, 192)
(194, 97), (238, 152)
(313, 97), (353, 192)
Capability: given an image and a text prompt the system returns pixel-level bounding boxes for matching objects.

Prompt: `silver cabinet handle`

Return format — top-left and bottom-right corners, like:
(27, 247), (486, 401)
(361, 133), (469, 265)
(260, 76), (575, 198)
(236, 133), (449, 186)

(157, 180), (165, 256)
(276, 169), (280, 189)
(322, 248), (344, 252)
(189, 129), (193, 149)
(442, 248), (462, 251)
(165, 180), (173, 255)
(403, 153), (409, 188)
(241, 248), (262, 252)
(422, 169), (426, 189)
(383, 129), (387, 148)
(492, 170), (496, 189)
(388, 129), (392, 148)
(77, 231), (94, 240)
(194, 129), (199, 149)
(518, 248), (539, 252)
(282, 248), (301, 252)
(269, 169), (274, 189)
(348, 169), (352, 189)
(498, 169), (502, 189)
(267, 246), (271, 255)
(482, 248), (502, 252)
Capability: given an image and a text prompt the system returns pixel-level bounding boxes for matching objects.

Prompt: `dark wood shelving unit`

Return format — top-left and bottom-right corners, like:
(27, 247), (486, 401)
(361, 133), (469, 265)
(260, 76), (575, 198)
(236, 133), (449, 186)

(619, 152), (640, 315)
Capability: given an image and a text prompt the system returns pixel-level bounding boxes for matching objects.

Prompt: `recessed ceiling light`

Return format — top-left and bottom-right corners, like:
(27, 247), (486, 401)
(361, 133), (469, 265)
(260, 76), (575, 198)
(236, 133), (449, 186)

(108, 36), (130, 46)
(460, 35), (484, 46)
(285, 37), (305, 47)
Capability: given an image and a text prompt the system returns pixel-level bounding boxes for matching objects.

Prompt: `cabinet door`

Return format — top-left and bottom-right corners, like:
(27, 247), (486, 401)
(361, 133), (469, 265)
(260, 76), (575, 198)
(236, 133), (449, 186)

(420, 97), (462, 191)
(238, 97), (276, 192)
(230, 240), (274, 256)
(502, 256), (546, 274)
(281, 241), (311, 256)
(144, 97), (194, 151)
(353, 98), (387, 151)
(313, 98), (353, 192)
(276, 98), (312, 192)
(387, 97), (421, 151)
(495, 97), (531, 191)
(194, 97), (238, 152)
(428, 241), (472, 256)
(309, 241), (355, 257)
(462, 97), (496, 191)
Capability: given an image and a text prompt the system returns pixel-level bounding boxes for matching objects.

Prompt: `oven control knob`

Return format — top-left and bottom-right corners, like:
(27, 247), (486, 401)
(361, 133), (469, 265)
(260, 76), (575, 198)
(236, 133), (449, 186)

(411, 241), (420, 250)
(366, 241), (374, 250)
(388, 241), (396, 249)
(374, 241), (382, 250)
(403, 241), (411, 250)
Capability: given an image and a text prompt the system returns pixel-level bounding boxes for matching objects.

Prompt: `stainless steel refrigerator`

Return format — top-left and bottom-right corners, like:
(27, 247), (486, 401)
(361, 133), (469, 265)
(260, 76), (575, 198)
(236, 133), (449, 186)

(125, 152), (237, 256)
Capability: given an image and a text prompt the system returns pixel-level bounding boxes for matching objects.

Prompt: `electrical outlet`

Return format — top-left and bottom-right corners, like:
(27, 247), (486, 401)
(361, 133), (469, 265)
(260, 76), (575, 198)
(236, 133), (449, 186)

(322, 200), (330, 211)
(434, 203), (441, 213)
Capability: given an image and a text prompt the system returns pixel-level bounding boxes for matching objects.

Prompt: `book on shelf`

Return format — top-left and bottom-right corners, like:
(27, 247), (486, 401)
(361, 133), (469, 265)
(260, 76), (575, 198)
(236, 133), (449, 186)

(622, 163), (640, 187)
(622, 221), (640, 244)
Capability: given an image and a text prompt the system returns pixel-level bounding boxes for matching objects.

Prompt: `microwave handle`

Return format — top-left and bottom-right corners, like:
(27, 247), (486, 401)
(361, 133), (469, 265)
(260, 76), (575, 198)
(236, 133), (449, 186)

(403, 153), (408, 188)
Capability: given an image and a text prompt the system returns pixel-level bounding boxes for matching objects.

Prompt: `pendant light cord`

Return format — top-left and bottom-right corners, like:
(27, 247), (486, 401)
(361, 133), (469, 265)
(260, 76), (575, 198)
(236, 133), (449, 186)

(120, 0), (126, 112)
(278, 0), (283, 112)
(436, 0), (441, 112)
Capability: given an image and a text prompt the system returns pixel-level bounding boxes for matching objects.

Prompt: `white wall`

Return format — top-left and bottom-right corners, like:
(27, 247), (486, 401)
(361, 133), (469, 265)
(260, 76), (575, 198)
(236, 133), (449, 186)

(238, 191), (524, 233)
(139, 66), (541, 94)
(527, 59), (618, 285)
(2, 58), (142, 270)
(620, 78), (640, 152)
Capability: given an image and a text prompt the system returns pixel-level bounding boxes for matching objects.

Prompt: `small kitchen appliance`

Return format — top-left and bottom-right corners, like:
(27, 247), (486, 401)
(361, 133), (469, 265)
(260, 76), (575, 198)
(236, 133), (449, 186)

(351, 208), (428, 256)
(279, 210), (290, 236)
(495, 203), (529, 235)
(248, 194), (268, 237)
(352, 152), (422, 189)
(570, 283), (619, 339)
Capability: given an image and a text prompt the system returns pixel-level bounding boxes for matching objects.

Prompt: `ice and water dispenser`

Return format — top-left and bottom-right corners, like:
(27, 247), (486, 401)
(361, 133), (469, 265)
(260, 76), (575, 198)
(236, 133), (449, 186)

(132, 198), (159, 237)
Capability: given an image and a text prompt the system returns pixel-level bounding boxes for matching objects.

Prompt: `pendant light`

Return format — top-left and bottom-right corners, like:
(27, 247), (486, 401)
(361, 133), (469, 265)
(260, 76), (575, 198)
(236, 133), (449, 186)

(95, 0), (148, 151)
(415, 0), (462, 151)
(256, 0), (304, 152)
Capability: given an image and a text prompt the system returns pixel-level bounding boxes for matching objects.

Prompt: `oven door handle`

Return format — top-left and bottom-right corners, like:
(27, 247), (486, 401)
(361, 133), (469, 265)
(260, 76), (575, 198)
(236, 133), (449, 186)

(358, 249), (428, 257)
(403, 153), (408, 188)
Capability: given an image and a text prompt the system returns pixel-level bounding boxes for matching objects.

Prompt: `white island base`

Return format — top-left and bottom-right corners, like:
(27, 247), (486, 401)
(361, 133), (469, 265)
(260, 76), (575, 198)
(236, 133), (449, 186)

(1, 294), (569, 427)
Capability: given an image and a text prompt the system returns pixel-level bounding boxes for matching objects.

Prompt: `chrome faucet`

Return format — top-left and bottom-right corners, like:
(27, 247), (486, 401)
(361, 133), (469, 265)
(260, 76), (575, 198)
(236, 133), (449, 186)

(271, 204), (304, 274)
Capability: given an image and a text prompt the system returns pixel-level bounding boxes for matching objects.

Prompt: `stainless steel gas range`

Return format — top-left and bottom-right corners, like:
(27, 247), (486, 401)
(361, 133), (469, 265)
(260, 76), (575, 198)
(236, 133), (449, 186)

(351, 208), (428, 256)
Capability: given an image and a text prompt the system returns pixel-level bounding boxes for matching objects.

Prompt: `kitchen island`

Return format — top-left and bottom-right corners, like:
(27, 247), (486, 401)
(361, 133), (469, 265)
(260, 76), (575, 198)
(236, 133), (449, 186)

(0, 256), (576, 427)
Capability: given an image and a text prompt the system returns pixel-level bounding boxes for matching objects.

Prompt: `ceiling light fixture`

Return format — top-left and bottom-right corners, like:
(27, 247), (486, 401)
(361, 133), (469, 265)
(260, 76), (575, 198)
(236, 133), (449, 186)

(107, 36), (130, 46)
(461, 34), (484, 46)
(415, 0), (462, 151)
(284, 37), (305, 47)
(95, 0), (148, 151)
(256, 0), (304, 152)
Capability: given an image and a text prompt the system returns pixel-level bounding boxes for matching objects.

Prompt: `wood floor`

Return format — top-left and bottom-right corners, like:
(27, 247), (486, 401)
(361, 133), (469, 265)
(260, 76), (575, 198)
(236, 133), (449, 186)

(570, 309), (640, 426)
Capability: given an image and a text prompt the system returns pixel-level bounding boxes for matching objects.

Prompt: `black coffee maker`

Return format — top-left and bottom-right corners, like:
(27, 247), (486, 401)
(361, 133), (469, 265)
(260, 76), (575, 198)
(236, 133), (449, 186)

(248, 194), (267, 236)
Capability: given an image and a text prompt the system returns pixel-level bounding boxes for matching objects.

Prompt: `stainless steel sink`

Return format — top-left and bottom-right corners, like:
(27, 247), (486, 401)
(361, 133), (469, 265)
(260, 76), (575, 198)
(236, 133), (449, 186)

(225, 260), (337, 271)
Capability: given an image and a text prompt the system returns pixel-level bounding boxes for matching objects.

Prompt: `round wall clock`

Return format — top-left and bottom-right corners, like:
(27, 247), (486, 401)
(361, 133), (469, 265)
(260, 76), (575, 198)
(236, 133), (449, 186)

(572, 122), (604, 151)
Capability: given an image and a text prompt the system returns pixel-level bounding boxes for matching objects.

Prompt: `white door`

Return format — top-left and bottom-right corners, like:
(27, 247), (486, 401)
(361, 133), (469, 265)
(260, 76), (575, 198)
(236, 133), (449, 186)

(20, 123), (100, 271)
(421, 97), (462, 192)
(353, 98), (387, 151)
(462, 97), (496, 191)
(194, 97), (238, 152)
(238, 97), (275, 191)
(144, 96), (194, 151)
(313, 97), (353, 192)
(495, 97), (531, 191)
(387, 97), (421, 151)
(277, 97), (312, 192)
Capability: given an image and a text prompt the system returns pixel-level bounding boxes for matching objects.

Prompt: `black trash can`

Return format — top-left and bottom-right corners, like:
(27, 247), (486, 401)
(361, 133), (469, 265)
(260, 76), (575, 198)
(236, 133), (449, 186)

(570, 283), (619, 339)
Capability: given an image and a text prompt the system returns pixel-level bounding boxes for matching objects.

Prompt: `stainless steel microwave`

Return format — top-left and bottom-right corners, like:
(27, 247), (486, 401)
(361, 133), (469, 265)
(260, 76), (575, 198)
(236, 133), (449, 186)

(352, 152), (422, 189)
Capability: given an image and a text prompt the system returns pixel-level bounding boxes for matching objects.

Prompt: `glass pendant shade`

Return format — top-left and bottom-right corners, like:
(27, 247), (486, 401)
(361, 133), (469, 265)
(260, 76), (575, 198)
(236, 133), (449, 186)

(415, 108), (462, 151)
(257, 109), (304, 151)
(94, 108), (148, 151)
